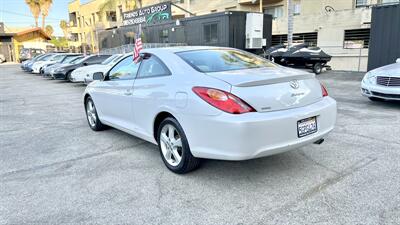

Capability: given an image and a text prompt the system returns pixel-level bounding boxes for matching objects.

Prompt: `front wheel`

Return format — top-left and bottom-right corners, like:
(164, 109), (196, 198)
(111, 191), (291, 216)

(85, 97), (106, 131)
(66, 71), (72, 82)
(157, 117), (201, 174)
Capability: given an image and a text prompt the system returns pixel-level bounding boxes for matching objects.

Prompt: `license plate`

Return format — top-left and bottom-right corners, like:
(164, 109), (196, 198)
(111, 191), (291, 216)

(297, 117), (318, 138)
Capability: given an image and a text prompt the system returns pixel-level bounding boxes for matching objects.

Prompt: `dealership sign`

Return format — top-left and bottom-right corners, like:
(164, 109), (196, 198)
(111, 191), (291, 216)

(122, 2), (172, 26)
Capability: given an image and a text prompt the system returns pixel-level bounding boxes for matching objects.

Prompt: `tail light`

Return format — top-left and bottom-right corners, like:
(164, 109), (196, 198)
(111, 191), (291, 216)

(192, 87), (256, 114)
(320, 83), (329, 97)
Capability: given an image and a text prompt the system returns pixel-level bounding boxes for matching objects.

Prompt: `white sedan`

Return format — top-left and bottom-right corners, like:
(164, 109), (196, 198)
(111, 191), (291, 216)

(83, 47), (337, 173)
(361, 59), (400, 101)
(31, 53), (57, 74)
(70, 54), (123, 83)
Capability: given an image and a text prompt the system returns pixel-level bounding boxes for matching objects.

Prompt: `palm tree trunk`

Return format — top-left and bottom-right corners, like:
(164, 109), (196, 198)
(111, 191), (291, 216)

(42, 15), (46, 29)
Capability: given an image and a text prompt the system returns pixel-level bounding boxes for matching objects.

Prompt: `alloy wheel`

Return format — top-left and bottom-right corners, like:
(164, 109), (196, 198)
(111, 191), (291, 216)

(159, 124), (183, 167)
(86, 100), (97, 127)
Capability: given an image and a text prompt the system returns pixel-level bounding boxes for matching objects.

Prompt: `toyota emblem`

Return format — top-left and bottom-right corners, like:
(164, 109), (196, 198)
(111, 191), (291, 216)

(290, 80), (300, 89)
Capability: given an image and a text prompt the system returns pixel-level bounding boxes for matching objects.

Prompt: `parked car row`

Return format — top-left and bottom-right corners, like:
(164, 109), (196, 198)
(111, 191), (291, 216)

(21, 52), (113, 82)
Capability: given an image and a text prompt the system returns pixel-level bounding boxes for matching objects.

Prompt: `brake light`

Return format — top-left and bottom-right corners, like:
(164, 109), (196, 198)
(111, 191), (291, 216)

(320, 83), (329, 97)
(192, 87), (256, 114)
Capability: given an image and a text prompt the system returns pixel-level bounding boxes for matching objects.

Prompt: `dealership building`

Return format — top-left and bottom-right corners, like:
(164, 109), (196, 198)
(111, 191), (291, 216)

(67, 0), (400, 71)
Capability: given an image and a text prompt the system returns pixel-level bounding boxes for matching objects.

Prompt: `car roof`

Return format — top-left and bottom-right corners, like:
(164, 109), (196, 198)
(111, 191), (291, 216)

(144, 46), (232, 54)
(103, 47), (234, 60)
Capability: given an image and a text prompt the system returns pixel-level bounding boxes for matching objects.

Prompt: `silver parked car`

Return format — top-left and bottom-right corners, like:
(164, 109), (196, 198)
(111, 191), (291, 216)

(361, 58), (400, 101)
(83, 47), (337, 174)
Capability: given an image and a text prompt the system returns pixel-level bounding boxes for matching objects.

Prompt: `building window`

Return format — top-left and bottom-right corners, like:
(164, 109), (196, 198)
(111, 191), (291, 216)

(344, 28), (370, 49)
(159, 29), (169, 43)
(293, 2), (301, 15)
(264, 6), (284, 19)
(378, 0), (400, 4)
(92, 13), (96, 24)
(106, 11), (117, 22)
(355, 0), (368, 8)
(211, 9), (217, 13)
(272, 32), (318, 46)
(118, 5), (123, 21)
(203, 23), (218, 44)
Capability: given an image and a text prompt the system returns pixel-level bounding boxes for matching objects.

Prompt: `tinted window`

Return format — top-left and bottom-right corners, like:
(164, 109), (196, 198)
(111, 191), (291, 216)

(51, 54), (65, 62)
(137, 56), (170, 78)
(40, 54), (55, 61)
(108, 56), (140, 80)
(101, 55), (120, 65)
(61, 55), (81, 63)
(85, 55), (111, 64)
(177, 49), (276, 73)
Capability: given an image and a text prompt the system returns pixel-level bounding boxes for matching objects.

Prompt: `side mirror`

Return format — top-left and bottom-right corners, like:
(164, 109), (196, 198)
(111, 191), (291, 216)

(396, 58), (400, 63)
(83, 62), (88, 66)
(93, 72), (104, 81)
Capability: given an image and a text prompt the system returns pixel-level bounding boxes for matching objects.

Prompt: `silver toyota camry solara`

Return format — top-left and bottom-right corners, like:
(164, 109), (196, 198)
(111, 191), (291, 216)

(83, 46), (337, 174)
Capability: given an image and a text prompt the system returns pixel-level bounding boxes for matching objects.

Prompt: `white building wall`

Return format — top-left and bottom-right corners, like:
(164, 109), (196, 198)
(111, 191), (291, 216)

(271, 1), (376, 71)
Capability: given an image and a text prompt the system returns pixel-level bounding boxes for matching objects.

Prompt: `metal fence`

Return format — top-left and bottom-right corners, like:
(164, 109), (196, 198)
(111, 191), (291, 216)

(99, 43), (187, 55)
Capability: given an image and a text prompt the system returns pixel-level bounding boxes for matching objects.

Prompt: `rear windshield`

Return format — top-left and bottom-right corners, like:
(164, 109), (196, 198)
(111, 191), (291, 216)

(177, 49), (276, 73)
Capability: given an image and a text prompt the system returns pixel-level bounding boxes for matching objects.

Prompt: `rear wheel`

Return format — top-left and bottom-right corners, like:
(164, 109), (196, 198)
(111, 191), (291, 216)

(157, 117), (201, 174)
(313, 63), (323, 74)
(85, 97), (106, 131)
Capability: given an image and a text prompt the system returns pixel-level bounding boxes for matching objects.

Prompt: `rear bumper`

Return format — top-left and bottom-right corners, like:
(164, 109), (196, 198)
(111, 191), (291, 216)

(181, 97), (337, 160)
(361, 82), (400, 100)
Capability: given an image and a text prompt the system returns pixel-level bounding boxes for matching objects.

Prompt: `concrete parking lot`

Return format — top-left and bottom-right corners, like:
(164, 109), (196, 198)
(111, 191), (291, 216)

(1, 64), (399, 225)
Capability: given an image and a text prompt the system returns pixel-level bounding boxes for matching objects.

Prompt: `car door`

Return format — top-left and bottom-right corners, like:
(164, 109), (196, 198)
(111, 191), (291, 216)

(131, 54), (172, 138)
(91, 56), (141, 130)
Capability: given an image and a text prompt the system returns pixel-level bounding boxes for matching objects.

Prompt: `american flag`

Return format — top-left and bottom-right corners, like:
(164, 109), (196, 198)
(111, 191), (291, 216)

(133, 30), (143, 63)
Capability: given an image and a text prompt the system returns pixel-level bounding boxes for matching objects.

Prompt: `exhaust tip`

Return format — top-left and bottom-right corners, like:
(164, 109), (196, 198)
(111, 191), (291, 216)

(314, 139), (325, 145)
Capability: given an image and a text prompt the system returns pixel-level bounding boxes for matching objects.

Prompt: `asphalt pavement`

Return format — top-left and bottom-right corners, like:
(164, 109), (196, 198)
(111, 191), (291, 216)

(0, 64), (399, 224)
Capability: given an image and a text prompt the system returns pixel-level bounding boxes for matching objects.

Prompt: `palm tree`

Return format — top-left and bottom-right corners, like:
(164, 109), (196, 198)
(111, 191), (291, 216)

(45, 25), (54, 36)
(25, 0), (41, 27)
(98, 0), (139, 21)
(39, 0), (53, 29)
(59, 20), (68, 38)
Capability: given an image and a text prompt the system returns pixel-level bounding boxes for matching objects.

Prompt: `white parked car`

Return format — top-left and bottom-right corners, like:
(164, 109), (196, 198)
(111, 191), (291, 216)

(83, 47), (337, 173)
(361, 58), (400, 101)
(31, 53), (58, 74)
(70, 54), (123, 83)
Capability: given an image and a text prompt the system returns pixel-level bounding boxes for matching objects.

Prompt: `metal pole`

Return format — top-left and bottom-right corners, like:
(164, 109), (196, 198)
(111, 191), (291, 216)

(358, 48), (362, 72)
(287, 0), (293, 48)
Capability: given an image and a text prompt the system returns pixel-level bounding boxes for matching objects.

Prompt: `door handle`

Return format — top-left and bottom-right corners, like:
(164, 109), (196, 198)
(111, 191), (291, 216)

(124, 89), (132, 96)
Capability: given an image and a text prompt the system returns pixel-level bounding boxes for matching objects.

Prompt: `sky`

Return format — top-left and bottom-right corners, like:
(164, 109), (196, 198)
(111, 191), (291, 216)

(0, 0), (70, 36)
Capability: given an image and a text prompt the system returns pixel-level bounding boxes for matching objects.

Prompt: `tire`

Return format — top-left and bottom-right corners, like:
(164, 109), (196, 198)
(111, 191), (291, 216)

(313, 63), (323, 74)
(85, 97), (106, 131)
(157, 117), (201, 174)
(369, 97), (384, 102)
(66, 71), (72, 81)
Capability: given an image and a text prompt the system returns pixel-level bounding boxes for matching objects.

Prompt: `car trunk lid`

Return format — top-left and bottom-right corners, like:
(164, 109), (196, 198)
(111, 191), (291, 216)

(205, 67), (323, 112)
